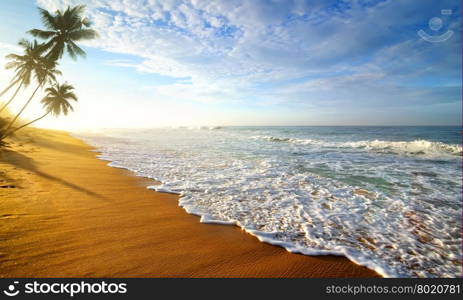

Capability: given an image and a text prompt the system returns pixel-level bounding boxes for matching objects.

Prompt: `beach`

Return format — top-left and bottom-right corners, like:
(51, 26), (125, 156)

(0, 128), (379, 278)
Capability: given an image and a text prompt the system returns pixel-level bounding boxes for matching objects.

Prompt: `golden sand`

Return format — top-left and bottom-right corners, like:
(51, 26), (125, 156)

(0, 128), (380, 277)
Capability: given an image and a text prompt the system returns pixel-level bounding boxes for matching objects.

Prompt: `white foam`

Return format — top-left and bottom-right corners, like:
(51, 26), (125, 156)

(344, 139), (462, 157)
(77, 128), (462, 278)
(253, 135), (461, 158)
(148, 186), (182, 195)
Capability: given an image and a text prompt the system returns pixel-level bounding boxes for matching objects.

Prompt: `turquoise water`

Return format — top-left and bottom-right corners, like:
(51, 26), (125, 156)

(79, 126), (462, 277)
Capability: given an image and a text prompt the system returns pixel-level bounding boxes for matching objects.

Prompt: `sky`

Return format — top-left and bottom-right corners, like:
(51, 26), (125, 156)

(0, 0), (461, 129)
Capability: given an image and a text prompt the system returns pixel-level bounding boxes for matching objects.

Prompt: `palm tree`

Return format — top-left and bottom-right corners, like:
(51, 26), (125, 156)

(41, 82), (77, 116)
(0, 39), (42, 113)
(0, 55), (61, 140)
(3, 82), (77, 137)
(28, 5), (98, 61)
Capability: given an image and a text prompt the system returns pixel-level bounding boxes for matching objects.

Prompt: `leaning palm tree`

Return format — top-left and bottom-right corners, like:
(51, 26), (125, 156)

(0, 56), (61, 140)
(2, 82), (77, 138)
(0, 39), (43, 113)
(28, 5), (98, 61)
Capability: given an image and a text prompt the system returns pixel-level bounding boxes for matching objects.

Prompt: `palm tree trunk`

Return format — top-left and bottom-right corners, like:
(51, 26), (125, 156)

(0, 81), (24, 113)
(0, 84), (41, 140)
(3, 111), (50, 138)
(0, 78), (20, 98)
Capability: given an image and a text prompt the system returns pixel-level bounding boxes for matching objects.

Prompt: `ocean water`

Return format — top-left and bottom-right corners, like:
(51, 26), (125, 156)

(77, 126), (462, 278)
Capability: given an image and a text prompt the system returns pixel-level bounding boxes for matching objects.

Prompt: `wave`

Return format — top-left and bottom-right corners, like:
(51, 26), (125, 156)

(78, 129), (462, 278)
(344, 139), (461, 156)
(188, 126), (224, 130)
(253, 135), (320, 145)
(167, 126), (223, 130)
(202, 126), (223, 130)
(253, 136), (461, 157)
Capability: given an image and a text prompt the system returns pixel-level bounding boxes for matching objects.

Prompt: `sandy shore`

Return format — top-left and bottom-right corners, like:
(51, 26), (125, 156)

(0, 128), (380, 277)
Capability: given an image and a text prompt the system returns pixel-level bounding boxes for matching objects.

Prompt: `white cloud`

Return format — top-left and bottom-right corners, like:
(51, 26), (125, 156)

(33, 0), (460, 124)
(36, 0), (358, 81)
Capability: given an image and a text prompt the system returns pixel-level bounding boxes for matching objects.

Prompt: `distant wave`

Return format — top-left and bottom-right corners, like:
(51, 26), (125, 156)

(343, 139), (462, 157)
(168, 126), (223, 130)
(201, 126), (223, 130)
(253, 136), (461, 157)
(253, 135), (320, 145)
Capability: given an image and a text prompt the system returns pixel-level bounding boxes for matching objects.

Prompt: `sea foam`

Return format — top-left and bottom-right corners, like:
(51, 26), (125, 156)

(253, 136), (462, 157)
(77, 127), (462, 278)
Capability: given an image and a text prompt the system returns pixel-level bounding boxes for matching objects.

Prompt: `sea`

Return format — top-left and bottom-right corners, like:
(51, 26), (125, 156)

(76, 126), (462, 278)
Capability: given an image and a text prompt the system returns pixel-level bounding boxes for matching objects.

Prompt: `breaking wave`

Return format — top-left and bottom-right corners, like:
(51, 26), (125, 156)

(253, 136), (461, 158)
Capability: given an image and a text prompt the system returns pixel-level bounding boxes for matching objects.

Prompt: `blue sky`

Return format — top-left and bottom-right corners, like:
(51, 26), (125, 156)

(0, 0), (461, 128)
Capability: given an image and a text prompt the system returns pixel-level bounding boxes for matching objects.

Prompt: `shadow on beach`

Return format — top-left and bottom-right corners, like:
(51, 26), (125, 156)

(0, 139), (105, 199)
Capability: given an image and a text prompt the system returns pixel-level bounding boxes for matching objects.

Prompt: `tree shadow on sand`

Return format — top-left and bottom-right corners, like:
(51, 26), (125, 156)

(0, 149), (106, 200)
(7, 130), (93, 158)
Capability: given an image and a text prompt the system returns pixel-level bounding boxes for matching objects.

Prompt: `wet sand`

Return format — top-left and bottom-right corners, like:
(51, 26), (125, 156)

(0, 128), (380, 277)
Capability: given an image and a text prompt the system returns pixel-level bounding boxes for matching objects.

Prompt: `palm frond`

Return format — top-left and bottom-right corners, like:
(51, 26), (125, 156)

(38, 7), (57, 30)
(69, 5), (86, 18)
(68, 29), (98, 41)
(5, 53), (22, 60)
(67, 41), (86, 59)
(5, 62), (19, 70)
(17, 38), (32, 50)
(66, 44), (77, 60)
(28, 29), (56, 39)
(45, 40), (65, 61)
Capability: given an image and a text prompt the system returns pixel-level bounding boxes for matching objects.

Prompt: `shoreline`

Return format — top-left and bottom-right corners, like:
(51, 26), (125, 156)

(0, 128), (380, 277)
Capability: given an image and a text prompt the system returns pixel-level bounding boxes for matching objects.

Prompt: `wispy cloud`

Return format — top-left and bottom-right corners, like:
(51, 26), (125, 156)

(35, 0), (461, 125)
